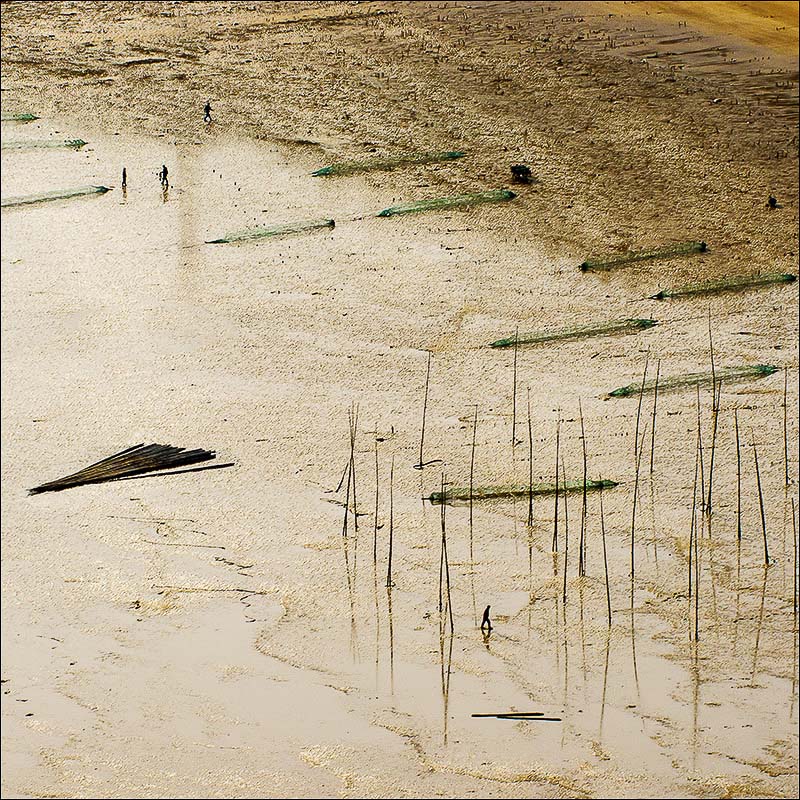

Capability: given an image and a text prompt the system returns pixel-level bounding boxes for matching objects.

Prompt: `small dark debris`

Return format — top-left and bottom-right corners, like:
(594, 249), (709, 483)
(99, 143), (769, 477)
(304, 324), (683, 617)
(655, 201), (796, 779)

(510, 164), (533, 184)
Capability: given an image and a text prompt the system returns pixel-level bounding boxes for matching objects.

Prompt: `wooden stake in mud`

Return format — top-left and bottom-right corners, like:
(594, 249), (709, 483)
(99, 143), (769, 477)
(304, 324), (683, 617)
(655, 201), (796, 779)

(527, 390), (534, 529)
(735, 409), (743, 542)
(342, 410), (354, 541)
(688, 428), (700, 641)
(386, 580), (395, 694)
(696, 383), (706, 513)
(792, 497), (797, 620)
(348, 406), (360, 582)
(386, 455), (395, 587)
(561, 459), (570, 604)
(439, 474), (446, 614)
(784, 367), (790, 487)
(708, 307), (717, 411)
(634, 353), (650, 462)
(341, 459), (352, 540)
(416, 351), (433, 469)
(469, 405), (478, 562)
(630, 421), (648, 610)
(628, 354), (649, 608)
(599, 477), (612, 627)
(706, 380), (722, 515)
(348, 405), (359, 533)
(552, 413), (561, 552)
(752, 435), (770, 566)
(373, 438), (380, 565)
(694, 512), (700, 641)
(439, 473), (455, 631)
(511, 325), (519, 450)
(649, 359), (660, 474)
(578, 399), (588, 577)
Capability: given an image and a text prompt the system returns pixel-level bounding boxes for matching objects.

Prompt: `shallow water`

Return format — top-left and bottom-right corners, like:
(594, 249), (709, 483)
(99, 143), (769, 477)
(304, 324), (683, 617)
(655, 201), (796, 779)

(1, 114), (798, 798)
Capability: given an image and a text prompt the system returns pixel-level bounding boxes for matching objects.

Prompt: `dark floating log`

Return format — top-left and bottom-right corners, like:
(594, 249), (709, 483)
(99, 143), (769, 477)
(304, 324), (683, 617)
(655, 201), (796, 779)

(494, 716), (561, 721)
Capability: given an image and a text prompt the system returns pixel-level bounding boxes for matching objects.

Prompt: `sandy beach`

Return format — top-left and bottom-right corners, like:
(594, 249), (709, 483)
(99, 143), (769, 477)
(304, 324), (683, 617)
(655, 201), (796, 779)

(1, 2), (798, 798)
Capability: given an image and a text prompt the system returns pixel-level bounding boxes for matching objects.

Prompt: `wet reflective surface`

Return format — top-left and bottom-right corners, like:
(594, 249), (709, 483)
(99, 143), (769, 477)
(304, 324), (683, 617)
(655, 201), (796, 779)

(2, 111), (798, 797)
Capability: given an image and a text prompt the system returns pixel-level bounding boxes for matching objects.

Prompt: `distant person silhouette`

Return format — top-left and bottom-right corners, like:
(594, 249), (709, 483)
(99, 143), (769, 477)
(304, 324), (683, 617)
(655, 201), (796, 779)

(121, 167), (127, 188)
(204, 101), (212, 123)
(159, 164), (169, 186)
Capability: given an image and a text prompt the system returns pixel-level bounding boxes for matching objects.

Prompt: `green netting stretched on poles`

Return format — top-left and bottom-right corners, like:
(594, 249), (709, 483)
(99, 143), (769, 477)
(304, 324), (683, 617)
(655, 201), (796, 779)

(377, 188), (516, 218)
(206, 218), (335, 244)
(428, 478), (619, 505)
(1, 113), (39, 122)
(1, 139), (87, 150)
(313, 151), (465, 177)
(651, 272), (797, 300)
(1, 185), (111, 208)
(607, 364), (777, 398)
(579, 240), (707, 272)
(489, 318), (656, 348)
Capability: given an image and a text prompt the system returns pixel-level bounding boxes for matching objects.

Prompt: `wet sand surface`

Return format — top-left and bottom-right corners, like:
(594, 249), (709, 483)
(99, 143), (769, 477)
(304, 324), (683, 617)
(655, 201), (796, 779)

(1, 2), (799, 798)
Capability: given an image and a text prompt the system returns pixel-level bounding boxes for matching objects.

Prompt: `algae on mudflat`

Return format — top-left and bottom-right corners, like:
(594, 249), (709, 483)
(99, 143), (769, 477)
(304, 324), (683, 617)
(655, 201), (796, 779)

(580, 241), (706, 272)
(1, 185), (111, 208)
(489, 318), (656, 348)
(1, 138), (87, 150)
(607, 364), (778, 398)
(206, 218), (335, 244)
(313, 150), (465, 176)
(377, 189), (516, 218)
(651, 272), (797, 300)
(1, 112), (39, 122)
(428, 478), (618, 505)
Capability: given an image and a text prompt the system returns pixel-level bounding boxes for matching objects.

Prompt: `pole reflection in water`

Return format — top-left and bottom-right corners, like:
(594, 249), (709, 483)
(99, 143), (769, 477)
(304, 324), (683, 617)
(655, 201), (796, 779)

(373, 561), (380, 692)
(750, 564), (769, 685)
(386, 585), (395, 695)
(440, 625), (454, 746)
(630, 609), (641, 702)
(599, 630), (612, 743)
(579, 580), (588, 690)
(691, 641), (701, 772)
(552, 552), (560, 674)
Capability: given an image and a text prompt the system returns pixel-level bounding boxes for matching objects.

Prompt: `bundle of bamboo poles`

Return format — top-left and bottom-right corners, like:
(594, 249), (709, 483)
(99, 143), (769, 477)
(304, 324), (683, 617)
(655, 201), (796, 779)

(29, 443), (223, 494)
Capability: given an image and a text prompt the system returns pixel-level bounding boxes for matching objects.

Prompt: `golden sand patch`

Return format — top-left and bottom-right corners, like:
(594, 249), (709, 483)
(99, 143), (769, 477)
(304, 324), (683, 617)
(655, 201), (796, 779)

(612, 1), (799, 54)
